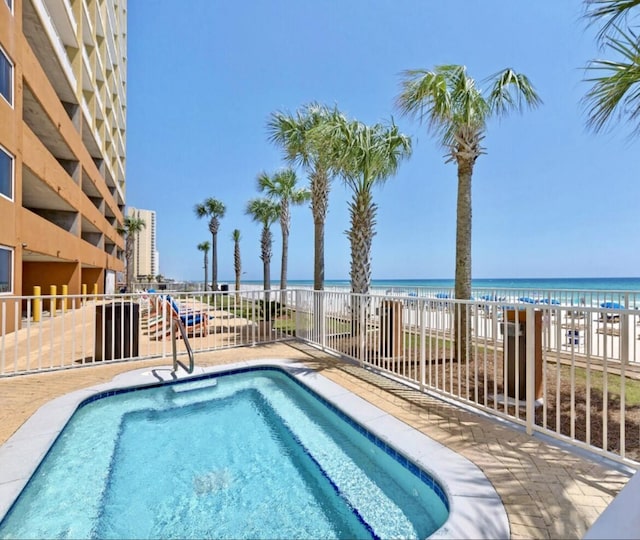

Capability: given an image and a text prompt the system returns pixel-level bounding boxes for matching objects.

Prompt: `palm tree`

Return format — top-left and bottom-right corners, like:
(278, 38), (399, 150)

(232, 229), (242, 302)
(397, 65), (541, 360)
(321, 117), (411, 347)
(267, 103), (345, 291)
(118, 215), (146, 292)
(194, 198), (226, 291)
(197, 241), (211, 292)
(257, 168), (311, 301)
(583, 0), (640, 135)
(585, 0), (639, 42)
(245, 198), (280, 302)
(327, 118), (412, 296)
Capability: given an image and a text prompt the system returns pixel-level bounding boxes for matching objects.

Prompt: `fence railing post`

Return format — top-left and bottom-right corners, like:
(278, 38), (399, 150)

(526, 305), (535, 436)
(419, 298), (426, 391)
(621, 292), (630, 364)
(320, 292), (326, 349)
(294, 289), (300, 339)
(312, 291), (326, 349)
(359, 295), (366, 367)
(251, 291), (257, 346)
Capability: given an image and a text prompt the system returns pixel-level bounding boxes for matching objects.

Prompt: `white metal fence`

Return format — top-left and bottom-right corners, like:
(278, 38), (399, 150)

(292, 289), (640, 467)
(2, 286), (639, 466)
(0, 289), (292, 376)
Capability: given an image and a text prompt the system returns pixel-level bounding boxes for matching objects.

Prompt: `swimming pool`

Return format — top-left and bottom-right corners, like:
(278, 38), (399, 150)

(0, 360), (509, 539)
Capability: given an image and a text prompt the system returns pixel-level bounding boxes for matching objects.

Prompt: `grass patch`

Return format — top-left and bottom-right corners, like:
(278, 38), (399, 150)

(561, 363), (640, 406)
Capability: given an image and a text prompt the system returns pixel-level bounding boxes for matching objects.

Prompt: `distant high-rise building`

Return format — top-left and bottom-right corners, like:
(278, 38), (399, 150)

(0, 0), (127, 331)
(126, 208), (158, 280)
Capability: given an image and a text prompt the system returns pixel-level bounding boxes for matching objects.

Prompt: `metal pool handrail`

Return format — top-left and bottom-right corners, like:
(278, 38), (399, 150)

(171, 316), (195, 374)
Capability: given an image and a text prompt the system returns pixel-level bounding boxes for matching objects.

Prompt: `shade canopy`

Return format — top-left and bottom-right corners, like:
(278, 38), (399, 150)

(600, 302), (623, 310)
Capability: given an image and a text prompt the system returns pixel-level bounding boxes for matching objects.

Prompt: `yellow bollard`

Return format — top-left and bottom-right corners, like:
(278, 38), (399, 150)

(33, 286), (41, 323)
(49, 285), (57, 316)
(82, 283), (87, 305)
(61, 284), (68, 312)
(92, 283), (98, 301)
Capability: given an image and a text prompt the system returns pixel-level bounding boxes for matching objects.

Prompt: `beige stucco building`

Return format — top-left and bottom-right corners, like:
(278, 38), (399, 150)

(126, 207), (157, 280)
(0, 0), (127, 331)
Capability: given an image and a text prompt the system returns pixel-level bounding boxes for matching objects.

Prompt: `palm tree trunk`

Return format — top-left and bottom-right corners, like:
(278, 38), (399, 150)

(454, 158), (473, 362)
(313, 217), (325, 342)
(313, 219), (324, 290)
(203, 252), (209, 293)
(312, 169), (329, 347)
(211, 232), (218, 292)
(234, 249), (242, 303)
(348, 190), (374, 295)
(348, 189), (374, 355)
(311, 169), (329, 291)
(280, 202), (290, 305)
(125, 236), (134, 292)
(263, 261), (270, 301)
(261, 227), (272, 305)
(234, 242), (241, 303)
(280, 230), (288, 304)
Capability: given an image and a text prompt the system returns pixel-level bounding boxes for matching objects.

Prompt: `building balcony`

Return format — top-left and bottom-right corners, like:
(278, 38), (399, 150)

(80, 0), (95, 46)
(23, 0), (78, 105)
(43, 0), (78, 48)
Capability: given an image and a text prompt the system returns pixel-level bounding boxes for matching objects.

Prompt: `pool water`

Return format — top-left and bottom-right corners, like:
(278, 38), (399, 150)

(0, 368), (449, 539)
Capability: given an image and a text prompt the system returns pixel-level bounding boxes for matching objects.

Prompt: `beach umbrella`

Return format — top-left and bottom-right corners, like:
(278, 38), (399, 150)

(518, 297), (536, 304)
(539, 298), (561, 305)
(435, 293), (450, 299)
(600, 302), (623, 310)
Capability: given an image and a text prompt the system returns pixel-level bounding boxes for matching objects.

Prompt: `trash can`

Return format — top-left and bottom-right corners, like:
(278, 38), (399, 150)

(380, 300), (403, 359)
(95, 302), (140, 361)
(502, 309), (542, 401)
(220, 283), (229, 294)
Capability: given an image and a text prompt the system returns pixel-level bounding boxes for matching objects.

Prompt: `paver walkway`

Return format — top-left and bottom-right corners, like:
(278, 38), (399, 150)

(0, 341), (631, 539)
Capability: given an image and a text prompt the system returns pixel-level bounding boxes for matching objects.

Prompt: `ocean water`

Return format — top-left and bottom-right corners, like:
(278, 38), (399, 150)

(244, 277), (640, 293)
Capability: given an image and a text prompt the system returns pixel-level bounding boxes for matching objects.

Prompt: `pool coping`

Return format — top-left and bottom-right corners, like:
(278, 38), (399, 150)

(0, 358), (509, 539)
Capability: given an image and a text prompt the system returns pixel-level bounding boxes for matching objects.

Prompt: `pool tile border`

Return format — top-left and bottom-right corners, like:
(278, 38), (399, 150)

(0, 359), (509, 539)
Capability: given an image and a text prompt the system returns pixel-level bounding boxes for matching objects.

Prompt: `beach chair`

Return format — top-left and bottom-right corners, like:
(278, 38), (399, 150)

(144, 295), (170, 328)
(599, 302), (623, 323)
(147, 296), (209, 339)
(565, 329), (581, 347)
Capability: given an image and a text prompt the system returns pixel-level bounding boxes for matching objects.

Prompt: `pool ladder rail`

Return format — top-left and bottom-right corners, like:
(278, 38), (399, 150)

(170, 317), (195, 374)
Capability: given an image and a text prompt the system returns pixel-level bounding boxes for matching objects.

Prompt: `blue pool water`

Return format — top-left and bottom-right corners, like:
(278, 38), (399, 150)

(0, 368), (449, 539)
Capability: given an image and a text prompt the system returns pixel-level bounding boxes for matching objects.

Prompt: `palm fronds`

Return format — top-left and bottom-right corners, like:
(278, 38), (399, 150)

(584, 25), (640, 134)
(584, 0), (640, 44)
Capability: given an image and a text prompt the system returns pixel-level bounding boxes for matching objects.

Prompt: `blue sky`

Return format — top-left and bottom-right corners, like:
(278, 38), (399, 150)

(126, 1), (639, 283)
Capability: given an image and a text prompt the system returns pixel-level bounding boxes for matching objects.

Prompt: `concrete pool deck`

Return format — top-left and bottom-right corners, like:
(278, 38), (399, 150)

(0, 341), (632, 539)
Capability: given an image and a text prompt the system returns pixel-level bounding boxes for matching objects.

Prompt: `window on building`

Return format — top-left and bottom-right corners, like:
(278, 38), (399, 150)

(0, 47), (12, 105)
(0, 246), (12, 294)
(3, 0), (11, 12)
(0, 146), (13, 200)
